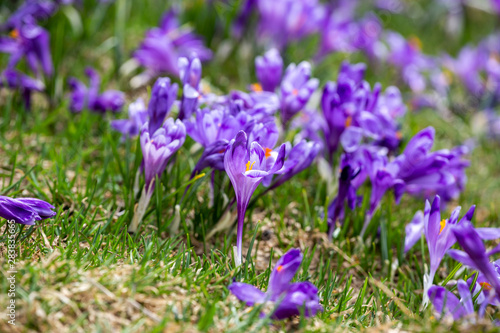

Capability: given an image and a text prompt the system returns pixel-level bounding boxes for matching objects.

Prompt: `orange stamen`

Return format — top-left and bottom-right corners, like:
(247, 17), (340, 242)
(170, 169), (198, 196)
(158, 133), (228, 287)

(9, 29), (19, 39)
(396, 131), (402, 140)
(292, 88), (299, 96)
(345, 116), (352, 128)
(264, 147), (272, 159)
(480, 282), (492, 291)
(251, 83), (263, 92)
(276, 265), (283, 272)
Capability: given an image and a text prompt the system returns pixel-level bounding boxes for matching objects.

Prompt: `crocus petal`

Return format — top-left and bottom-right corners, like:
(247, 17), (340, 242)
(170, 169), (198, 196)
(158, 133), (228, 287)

(428, 285), (467, 320)
(229, 282), (266, 306)
(404, 210), (424, 253)
(268, 248), (302, 298)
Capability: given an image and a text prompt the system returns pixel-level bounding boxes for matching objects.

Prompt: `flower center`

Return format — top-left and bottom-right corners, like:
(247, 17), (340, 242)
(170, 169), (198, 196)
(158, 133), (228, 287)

(9, 29), (19, 39)
(480, 282), (492, 291)
(245, 161), (256, 172)
(292, 88), (299, 96)
(439, 219), (446, 234)
(265, 148), (272, 159)
(251, 83), (263, 92)
(409, 36), (422, 51)
(396, 131), (402, 140)
(345, 116), (352, 128)
(276, 265), (283, 272)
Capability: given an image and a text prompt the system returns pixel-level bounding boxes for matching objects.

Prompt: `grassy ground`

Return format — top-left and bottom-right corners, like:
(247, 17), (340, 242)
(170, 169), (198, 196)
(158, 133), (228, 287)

(1, 1), (500, 332)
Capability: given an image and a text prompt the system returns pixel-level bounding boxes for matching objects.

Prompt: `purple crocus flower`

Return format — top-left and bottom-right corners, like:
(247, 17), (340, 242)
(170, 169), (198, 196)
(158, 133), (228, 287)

(255, 0), (326, 49)
(224, 131), (286, 265)
(128, 119), (186, 233)
(133, 9), (212, 79)
(178, 55), (202, 120)
(0, 196), (56, 225)
(448, 221), (500, 299)
(0, 22), (53, 77)
(147, 77), (178, 133)
(0, 68), (44, 110)
(111, 98), (148, 139)
(428, 280), (475, 321)
(255, 49), (283, 92)
(1, 0), (57, 31)
(262, 139), (320, 190)
(229, 248), (323, 319)
(327, 157), (361, 239)
(68, 67), (124, 114)
(280, 61), (319, 126)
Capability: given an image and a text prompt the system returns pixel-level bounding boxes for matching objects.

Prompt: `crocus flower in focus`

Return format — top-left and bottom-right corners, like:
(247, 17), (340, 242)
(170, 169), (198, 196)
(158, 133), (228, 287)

(448, 221), (500, 300)
(133, 9), (212, 80)
(428, 280), (476, 321)
(0, 68), (44, 110)
(128, 119), (186, 233)
(224, 131), (286, 265)
(229, 248), (323, 319)
(0, 22), (53, 77)
(0, 196), (56, 225)
(280, 61), (319, 126)
(255, 49), (283, 92)
(68, 67), (124, 114)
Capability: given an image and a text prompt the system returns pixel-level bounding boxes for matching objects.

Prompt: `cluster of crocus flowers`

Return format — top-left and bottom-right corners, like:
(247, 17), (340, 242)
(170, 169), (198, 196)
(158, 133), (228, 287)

(68, 67), (124, 114)
(0, 196), (56, 225)
(224, 131), (286, 266)
(229, 248), (323, 319)
(128, 119), (186, 233)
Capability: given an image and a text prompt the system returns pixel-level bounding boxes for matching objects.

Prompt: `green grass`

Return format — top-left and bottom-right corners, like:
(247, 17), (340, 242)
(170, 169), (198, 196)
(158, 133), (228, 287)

(1, 0), (500, 332)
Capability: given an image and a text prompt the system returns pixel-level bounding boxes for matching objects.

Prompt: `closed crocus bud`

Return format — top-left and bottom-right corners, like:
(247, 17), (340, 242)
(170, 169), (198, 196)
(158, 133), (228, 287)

(0, 196), (56, 225)
(178, 56), (202, 89)
(255, 48), (283, 92)
(148, 77), (178, 133)
(280, 61), (319, 125)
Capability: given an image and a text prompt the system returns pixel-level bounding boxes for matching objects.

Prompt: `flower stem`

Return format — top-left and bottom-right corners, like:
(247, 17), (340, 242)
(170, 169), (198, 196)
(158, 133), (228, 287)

(128, 185), (153, 234)
(235, 200), (246, 266)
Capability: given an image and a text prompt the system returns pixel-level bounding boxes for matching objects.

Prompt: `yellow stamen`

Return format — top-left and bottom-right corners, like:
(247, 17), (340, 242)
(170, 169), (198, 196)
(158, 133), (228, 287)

(194, 173), (206, 180)
(9, 29), (19, 39)
(409, 36), (422, 51)
(245, 161), (256, 172)
(251, 83), (263, 92)
(480, 282), (492, 290)
(345, 116), (352, 128)
(276, 265), (284, 272)
(264, 148), (272, 159)
(442, 68), (454, 84)
(439, 219), (446, 234)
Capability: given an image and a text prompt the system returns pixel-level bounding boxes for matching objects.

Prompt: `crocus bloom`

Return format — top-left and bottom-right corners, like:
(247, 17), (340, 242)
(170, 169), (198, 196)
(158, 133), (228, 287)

(128, 119), (186, 233)
(327, 159), (361, 239)
(280, 61), (319, 125)
(133, 9), (212, 79)
(1, 0), (57, 31)
(111, 98), (148, 139)
(0, 21), (53, 77)
(255, 0), (326, 49)
(178, 55), (201, 119)
(255, 49), (283, 92)
(0, 68), (44, 110)
(402, 195), (477, 306)
(428, 280), (475, 321)
(224, 131), (286, 265)
(229, 248), (323, 319)
(147, 77), (178, 133)
(68, 67), (124, 114)
(262, 140), (320, 191)
(0, 196), (56, 225)
(448, 221), (500, 299)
